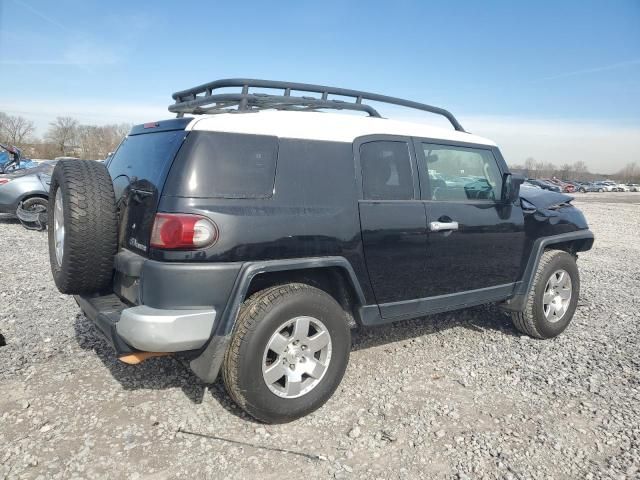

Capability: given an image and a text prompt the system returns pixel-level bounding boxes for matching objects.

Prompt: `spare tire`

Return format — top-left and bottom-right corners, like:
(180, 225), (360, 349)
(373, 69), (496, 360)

(48, 160), (118, 294)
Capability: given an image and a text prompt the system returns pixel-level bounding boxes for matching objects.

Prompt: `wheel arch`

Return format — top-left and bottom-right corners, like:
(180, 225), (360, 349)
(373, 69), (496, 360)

(218, 257), (367, 338)
(189, 257), (368, 383)
(18, 192), (48, 203)
(502, 230), (594, 312)
(9, 190), (48, 212)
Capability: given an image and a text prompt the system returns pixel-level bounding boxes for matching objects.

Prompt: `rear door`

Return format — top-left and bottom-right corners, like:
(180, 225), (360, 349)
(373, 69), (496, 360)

(356, 137), (428, 305)
(414, 140), (525, 297)
(107, 123), (188, 256)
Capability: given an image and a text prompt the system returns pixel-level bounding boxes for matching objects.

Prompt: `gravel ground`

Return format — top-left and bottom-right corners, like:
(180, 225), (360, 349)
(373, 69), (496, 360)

(1, 193), (639, 479)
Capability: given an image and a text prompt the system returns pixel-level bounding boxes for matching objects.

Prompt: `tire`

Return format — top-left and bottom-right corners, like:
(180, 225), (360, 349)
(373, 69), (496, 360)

(48, 160), (118, 294)
(20, 196), (48, 213)
(17, 197), (48, 230)
(222, 283), (351, 423)
(579, 188), (586, 193)
(598, 188), (603, 193)
(511, 249), (580, 339)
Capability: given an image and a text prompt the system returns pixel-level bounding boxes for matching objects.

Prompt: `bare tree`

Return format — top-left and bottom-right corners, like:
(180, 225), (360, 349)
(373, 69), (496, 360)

(76, 123), (130, 159)
(618, 162), (639, 183)
(523, 157), (536, 177)
(0, 113), (35, 145)
(572, 161), (589, 180)
(46, 117), (79, 156)
(558, 163), (572, 180)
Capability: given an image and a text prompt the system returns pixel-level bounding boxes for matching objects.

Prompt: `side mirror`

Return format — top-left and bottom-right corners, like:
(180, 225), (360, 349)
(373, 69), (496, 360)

(502, 173), (525, 203)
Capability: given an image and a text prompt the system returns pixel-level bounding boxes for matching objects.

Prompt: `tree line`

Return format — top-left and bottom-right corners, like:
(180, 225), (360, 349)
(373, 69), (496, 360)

(0, 112), (130, 161)
(496, 157), (639, 183)
(1, 111), (638, 182)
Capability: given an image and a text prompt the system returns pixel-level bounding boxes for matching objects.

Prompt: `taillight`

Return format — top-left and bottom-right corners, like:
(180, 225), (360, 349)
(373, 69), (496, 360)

(0, 178), (11, 186)
(150, 213), (218, 250)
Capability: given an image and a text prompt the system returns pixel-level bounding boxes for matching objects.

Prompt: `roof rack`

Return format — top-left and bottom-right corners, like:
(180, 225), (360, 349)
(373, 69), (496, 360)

(169, 78), (466, 132)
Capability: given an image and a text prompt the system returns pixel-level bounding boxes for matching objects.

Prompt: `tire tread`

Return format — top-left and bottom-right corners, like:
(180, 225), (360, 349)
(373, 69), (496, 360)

(48, 160), (118, 294)
(511, 249), (570, 338)
(222, 283), (311, 411)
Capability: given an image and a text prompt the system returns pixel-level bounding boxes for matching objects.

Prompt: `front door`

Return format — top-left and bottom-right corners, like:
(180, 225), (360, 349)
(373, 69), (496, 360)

(357, 138), (427, 305)
(415, 140), (525, 298)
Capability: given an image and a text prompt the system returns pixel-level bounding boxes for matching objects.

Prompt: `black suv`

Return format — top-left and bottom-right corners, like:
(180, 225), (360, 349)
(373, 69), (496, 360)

(47, 79), (594, 423)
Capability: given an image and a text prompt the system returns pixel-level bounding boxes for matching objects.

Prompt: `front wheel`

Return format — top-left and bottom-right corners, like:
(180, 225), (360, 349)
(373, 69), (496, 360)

(511, 249), (580, 339)
(222, 283), (350, 423)
(579, 188), (586, 193)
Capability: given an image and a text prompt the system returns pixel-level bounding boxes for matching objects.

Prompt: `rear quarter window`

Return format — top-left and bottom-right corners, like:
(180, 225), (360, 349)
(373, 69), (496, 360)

(164, 132), (278, 198)
(107, 130), (186, 193)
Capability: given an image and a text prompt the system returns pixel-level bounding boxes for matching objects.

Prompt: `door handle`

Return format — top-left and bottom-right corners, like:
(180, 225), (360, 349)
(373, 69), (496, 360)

(429, 221), (459, 232)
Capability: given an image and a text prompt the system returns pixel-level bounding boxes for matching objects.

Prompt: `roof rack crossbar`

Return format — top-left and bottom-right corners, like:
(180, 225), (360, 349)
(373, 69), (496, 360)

(169, 78), (465, 132)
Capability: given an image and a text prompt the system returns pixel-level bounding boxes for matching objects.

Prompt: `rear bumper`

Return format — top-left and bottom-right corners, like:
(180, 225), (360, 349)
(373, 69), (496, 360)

(75, 249), (243, 381)
(117, 305), (216, 352)
(75, 294), (216, 354)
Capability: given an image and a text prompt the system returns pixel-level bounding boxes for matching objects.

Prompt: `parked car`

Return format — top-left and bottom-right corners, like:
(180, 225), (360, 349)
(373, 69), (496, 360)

(526, 178), (561, 192)
(592, 181), (613, 192)
(0, 144), (38, 174)
(574, 182), (599, 193)
(627, 184), (640, 192)
(0, 162), (54, 229)
(46, 78), (594, 423)
(546, 178), (575, 193)
(613, 183), (629, 192)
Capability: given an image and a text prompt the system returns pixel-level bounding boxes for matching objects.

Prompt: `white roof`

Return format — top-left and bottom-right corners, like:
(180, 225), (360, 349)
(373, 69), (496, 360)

(186, 110), (496, 146)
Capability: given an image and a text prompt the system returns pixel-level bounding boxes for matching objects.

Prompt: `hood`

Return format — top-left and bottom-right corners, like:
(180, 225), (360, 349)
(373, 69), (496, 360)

(519, 185), (573, 209)
(2, 162), (54, 179)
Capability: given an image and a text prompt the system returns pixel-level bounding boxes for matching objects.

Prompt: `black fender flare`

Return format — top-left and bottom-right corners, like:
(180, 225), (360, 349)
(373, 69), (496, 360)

(502, 230), (594, 312)
(190, 256), (367, 383)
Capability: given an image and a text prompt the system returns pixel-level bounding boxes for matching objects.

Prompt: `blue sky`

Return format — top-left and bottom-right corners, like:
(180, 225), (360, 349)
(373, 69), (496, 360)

(0, 0), (639, 171)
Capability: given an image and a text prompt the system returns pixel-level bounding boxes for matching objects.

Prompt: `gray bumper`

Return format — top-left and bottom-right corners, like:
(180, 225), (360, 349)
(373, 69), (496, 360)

(115, 305), (217, 352)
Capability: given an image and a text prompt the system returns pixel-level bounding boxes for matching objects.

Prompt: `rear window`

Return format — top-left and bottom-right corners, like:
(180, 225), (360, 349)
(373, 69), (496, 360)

(164, 132), (278, 198)
(107, 130), (185, 193)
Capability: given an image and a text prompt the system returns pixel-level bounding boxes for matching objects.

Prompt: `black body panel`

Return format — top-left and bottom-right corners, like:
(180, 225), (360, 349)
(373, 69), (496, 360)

(154, 137), (376, 304)
(422, 201), (524, 296)
(95, 122), (594, 385)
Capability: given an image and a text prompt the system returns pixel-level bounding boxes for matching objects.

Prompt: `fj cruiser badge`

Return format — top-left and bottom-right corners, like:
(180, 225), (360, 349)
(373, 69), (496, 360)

(129, 237), (147, 252)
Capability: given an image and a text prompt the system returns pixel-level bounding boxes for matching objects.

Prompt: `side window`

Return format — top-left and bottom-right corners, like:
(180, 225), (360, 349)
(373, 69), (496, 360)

(164, 132), (278, 198)
(360, 141), (413, 200)
(420, 144), (503, 201)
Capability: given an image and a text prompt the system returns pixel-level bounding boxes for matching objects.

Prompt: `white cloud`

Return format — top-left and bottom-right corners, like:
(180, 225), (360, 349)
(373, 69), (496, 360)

(0, 42), (121, 67)
(536, 58), (640, 82)
(0, 99), (170, 132)
(381, 106), (640, 173)
(460, 115), (640, 173)
(1, 99), (638, 174)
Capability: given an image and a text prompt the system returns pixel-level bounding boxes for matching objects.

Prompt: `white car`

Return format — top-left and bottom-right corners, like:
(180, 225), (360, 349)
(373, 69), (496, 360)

(627, 184), (640, 192)
(615, 183), (629, 192)
(593, 182), (614, 192)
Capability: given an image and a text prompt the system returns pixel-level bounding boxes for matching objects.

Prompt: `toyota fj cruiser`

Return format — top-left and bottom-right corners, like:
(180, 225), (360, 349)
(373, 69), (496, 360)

(47, 79), (594, 423)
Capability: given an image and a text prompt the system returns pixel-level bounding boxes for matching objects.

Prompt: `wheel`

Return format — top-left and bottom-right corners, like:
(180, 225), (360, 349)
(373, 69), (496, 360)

(48, 160), (118, 294)
(511, 249), (580, 339)
(598, 188), (603, 192)
(222, 283), (351, 423)
(17, 197), (48, 230)
(579, 188), (586, 193)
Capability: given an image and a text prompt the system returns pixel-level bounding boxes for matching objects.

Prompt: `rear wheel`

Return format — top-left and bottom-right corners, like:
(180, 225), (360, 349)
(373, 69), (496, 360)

(579, 187), (586, 193)
(48, 160), (118, 294)
(511, 249), (580, 339)
(16, 197), (48, 230)
(222, 283), (350, 423)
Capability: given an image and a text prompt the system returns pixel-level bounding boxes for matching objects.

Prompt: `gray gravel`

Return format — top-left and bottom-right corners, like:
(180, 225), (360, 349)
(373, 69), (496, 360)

(1, 193), (639, 479)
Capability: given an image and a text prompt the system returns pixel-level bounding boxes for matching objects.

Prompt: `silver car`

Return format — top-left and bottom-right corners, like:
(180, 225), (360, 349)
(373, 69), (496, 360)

(0, 163), (54, 229)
